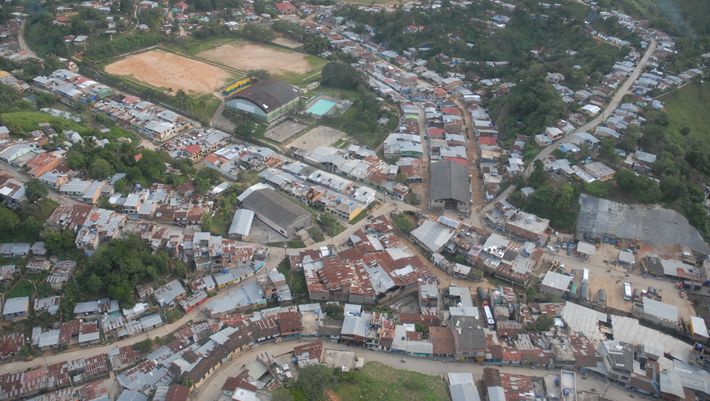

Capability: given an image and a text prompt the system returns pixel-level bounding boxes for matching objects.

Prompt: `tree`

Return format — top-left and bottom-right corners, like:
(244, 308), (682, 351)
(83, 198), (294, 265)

(321, 62), (365, 90)
(304, 35), (329, 55)
(89, 158), (114, 179)
(240, 23), (276, 42)
(247, 69), (270, 81)
(25, 179), (48, 202)
(295, 365), (335, 401)
(175, 90), (188, 110)
(527, 315), (554, 332)
(0, 207), (19, 231)
(660, 176), (686, 201)
(324, 303), (344, 320)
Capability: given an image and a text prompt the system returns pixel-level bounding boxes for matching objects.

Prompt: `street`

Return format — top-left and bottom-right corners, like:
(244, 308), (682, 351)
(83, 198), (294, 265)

(192, 340), (649, 401)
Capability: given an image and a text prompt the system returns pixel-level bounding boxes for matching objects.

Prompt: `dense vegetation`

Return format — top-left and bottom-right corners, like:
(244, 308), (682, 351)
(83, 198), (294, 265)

(0, 199), (57, 243)
(320, 62), (365, 91)
(74, 236), (187, 307)
(510, 161), (580, 232)
(487, 71), (566, 141)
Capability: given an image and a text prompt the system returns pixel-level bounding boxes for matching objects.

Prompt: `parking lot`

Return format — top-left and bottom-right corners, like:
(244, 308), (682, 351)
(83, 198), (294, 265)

(545, 244), (696, 320)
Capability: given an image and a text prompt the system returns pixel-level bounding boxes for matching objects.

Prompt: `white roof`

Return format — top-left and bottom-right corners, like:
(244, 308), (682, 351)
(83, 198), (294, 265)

(229, 209), (254, 236)
(541, 271), (573, 291)
(691, 316), (709, 338)
(411, 220), (454, 253)
(576, 241), (596, 256)
(642, 297), (679, 323)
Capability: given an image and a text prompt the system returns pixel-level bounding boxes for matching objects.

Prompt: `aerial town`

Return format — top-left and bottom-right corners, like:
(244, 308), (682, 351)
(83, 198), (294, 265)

(0, 0), (709, 400)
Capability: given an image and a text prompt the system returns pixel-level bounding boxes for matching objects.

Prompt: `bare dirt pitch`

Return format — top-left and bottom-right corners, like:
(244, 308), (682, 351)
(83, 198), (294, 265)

(105, 49), (234, 95)
(198, 42), (311, 76)
(284, 125), (347, 152)
(265, 119), (308, 143)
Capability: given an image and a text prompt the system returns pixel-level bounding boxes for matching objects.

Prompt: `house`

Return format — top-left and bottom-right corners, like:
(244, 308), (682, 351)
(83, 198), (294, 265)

(153, 279), (186, 307)
(540, 271), (572, 296)
(3, 296), (30, 321)
(275, 1), (298, 14)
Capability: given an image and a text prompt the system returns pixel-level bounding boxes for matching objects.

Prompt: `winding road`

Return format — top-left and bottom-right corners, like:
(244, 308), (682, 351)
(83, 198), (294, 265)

(481, 37), (658, 216)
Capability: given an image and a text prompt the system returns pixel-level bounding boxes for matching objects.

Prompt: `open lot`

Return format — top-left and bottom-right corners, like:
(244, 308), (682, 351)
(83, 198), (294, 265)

(334, 361), (449, 401)
(284, 125), (347, 152)
(545, 244), (695, 320)
(197, 41), (325, 82)
(265, 119), (309, 143)
(104, 49), (234, 95)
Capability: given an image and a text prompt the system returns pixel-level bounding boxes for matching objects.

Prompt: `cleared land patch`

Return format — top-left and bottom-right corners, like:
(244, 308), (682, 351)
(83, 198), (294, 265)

(285, 125), (347, 152)
(104, 49), (234, 95)
(198, 42), (314, 77)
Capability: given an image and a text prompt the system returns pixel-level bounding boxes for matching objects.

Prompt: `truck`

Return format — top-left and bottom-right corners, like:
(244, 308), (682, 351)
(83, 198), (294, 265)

(623, 282), (632, 301)
(598, 289), (607, 305)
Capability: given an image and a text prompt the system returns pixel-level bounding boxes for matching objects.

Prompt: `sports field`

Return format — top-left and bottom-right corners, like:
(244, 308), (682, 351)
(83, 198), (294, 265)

(104, 49), (235, 95)
(197, 41), (324, 82)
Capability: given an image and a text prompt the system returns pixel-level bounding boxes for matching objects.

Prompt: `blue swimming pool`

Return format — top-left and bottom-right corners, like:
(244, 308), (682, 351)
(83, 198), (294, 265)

(306, 98), (337, 116)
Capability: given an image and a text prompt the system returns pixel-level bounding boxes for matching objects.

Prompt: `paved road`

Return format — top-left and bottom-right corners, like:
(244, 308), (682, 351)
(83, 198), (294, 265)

(481, 38), (658, 215)
(193, 340), (650, 401)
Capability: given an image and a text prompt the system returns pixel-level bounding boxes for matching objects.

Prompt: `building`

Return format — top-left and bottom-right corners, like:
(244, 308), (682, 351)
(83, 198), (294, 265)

(447, 372), (481, 401)
(239, 187), (312, 239)
(429, 161), (471, 214)
(225, 80), (300, 123)
(228, 209), (254, 240)
(3, 296), (30, 321)
(153, 279), (186, 307)
(411, 220), (455, 254)
(504, 211), (549, 242)
(541, 271), (573, 297)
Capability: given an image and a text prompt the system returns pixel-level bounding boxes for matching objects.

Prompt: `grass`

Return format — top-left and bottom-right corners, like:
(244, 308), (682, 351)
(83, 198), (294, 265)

(661, 82), (710, 146)
(163, 307), (185, 323)
(0, 111), (91, 136)
(7, 279), (34, 298)
(277, 258), (308, 300)
(334, 362), (449, 401)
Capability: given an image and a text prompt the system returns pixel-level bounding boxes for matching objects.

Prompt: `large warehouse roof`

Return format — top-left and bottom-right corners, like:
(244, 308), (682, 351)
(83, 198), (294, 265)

(231, 80), (299, 113)
(430, 160), (470, 203)
(576, 194), (710, 254)
(240, 188), (310, 229)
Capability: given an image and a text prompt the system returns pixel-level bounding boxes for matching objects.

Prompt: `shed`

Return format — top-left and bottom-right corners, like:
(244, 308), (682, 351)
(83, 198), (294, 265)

(576, 241), (596, 257)
(228, 209), (254, 239)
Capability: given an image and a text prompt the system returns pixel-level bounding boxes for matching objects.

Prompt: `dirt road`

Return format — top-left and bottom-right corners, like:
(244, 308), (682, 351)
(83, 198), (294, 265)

(18, 20), (41, 61)
(450, 96), (485, 229)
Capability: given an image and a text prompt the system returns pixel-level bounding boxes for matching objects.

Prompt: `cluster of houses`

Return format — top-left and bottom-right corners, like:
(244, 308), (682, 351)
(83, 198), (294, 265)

(289, 215), (434, 305)
(93, 95), (194, 142)
(258, 160), (377, 222)
(293, 145), (409, 201)
(0, 14), (36, 63)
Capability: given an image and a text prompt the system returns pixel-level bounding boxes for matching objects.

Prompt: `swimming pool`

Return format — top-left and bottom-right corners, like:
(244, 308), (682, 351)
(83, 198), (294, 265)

(306, 98), (337, 116)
